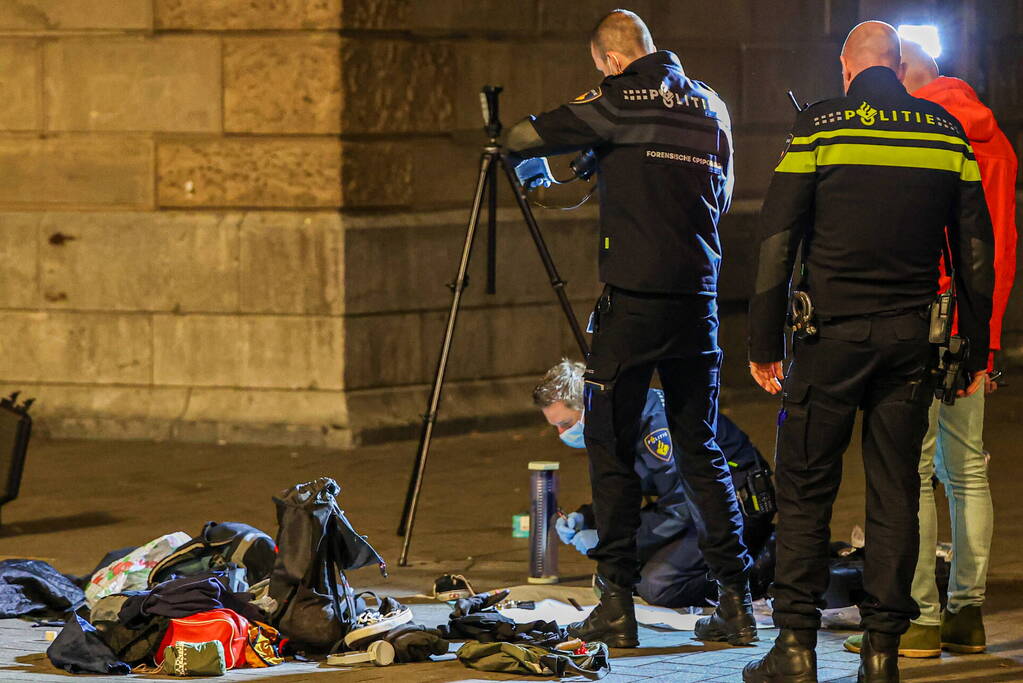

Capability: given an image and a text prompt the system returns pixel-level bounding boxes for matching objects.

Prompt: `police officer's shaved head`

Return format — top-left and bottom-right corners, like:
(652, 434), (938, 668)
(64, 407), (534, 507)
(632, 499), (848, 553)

(901, 39), (939, 95)
(590, 9), (656, 78)
(839, 21), (906, 93)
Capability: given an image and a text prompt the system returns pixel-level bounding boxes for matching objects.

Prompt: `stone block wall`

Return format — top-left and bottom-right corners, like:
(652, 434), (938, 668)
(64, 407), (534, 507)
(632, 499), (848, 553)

(0, 1), (349, 445)
(0, 0), (1018, 446)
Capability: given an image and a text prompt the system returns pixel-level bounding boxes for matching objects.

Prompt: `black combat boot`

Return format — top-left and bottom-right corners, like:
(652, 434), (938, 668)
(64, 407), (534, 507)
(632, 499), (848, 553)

(695, 582), (758, 645)
(742, 628), (818, 682)
(858, 630), (900, 682)
(566, 575), (638, 648)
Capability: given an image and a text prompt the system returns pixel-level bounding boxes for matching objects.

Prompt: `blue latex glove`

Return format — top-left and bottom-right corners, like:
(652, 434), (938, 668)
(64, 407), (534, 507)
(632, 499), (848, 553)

(555, 512), (585, 545)
(572, 529), (599, 555)
(514, 157), (555, 190)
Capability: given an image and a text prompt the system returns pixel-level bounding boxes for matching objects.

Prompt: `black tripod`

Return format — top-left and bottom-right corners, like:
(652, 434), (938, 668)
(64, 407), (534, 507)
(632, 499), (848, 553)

(396, 86), (590, 566)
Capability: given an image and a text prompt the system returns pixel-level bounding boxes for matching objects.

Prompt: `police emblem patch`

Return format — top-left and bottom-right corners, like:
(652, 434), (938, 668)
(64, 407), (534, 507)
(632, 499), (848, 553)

(570, 86), (602, 105)
(644, 428), (673, 462)
(856, 101), (878, 126)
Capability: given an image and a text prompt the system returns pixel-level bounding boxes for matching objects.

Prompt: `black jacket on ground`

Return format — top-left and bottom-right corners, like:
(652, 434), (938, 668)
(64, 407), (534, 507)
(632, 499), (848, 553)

(506, 50), (734, 295)
(0, 559), (85, 619)
(749, 66), (994, 371)
(47, 614), (131, 676)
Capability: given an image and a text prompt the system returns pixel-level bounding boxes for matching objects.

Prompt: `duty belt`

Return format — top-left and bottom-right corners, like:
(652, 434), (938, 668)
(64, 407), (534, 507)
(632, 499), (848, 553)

(816, 304), (929, 325)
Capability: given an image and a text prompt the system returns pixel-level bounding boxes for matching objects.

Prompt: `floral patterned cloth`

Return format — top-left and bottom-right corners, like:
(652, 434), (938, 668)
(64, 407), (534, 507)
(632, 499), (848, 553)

(85, 532), (191, 607)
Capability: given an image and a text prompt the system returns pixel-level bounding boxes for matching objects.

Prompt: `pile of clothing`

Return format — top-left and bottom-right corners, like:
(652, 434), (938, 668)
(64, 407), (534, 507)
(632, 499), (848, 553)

(4, 477), (412, 677)
(439, 589), (611, 680)
(47, 521), (284, 676)
(6, 477), (611, 678)
(323, 583), (610, 678)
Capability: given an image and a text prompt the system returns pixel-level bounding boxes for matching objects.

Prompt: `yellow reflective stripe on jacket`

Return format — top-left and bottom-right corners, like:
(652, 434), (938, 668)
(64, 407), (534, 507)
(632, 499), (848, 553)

(775, 150), (815, 173)
(791, 128), (969, 148)
(775, 127), (980, 177)
(960, 158), (982, 182)
(816, 143), (967, 174)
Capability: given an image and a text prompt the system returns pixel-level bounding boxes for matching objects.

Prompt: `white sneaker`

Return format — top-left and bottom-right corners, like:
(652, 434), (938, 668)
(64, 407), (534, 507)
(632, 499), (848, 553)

(433, 573), (477, 601)
(344, 600), (413, 649)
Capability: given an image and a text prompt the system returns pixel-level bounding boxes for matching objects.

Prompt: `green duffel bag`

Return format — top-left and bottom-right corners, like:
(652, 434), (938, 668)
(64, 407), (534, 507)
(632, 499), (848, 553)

(456, 640), (610, 680)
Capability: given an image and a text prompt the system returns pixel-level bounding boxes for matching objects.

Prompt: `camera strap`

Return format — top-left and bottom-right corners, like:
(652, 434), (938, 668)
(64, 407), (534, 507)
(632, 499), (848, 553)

(530, 184), (597, 211)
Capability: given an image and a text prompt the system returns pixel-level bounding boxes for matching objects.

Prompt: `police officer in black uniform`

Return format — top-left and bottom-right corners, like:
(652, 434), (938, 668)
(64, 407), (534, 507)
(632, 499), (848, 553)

(506, 10), (755, 648)
(564, 397), (776, 607)
(532, 360), (775, 607)
(744, 22), (994, 683)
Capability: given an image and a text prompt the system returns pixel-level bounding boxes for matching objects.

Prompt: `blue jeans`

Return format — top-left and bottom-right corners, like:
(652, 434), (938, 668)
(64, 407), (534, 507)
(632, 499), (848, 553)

(911, 390), (992, 625)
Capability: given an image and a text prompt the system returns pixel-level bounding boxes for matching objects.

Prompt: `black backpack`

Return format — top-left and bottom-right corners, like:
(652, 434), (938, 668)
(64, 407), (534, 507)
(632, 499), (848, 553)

(148, 521), (276, 589)
(268, 478), (386, 653)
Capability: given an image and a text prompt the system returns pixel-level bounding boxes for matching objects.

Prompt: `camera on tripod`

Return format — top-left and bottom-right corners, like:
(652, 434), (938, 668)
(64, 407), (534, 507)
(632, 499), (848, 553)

(480, 84), (597, 194)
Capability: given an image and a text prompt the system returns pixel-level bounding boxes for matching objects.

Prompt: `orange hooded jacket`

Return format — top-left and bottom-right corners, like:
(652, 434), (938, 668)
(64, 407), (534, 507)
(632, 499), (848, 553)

(914, 76), (1018, 371)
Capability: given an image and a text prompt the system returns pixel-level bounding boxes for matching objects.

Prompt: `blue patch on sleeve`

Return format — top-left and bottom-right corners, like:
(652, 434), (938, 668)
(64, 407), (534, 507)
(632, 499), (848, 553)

(644, 428), (673, 462)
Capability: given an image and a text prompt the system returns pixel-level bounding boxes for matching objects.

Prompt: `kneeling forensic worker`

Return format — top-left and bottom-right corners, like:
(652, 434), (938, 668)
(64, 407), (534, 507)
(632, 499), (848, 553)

(534, 360), (776, 607)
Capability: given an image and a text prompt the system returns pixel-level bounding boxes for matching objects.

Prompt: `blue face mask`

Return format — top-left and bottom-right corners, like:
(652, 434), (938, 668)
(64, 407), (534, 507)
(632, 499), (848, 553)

(559, 415), (586, 449)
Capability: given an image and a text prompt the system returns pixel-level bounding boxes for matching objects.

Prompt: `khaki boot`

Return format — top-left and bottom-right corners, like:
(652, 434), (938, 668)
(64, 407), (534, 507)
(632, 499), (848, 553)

(941, 606), (986, 654)
(843, 622), (940, 658)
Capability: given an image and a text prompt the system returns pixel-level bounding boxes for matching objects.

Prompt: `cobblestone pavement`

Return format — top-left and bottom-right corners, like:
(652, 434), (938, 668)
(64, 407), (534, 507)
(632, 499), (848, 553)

(1, 391), (1022, 681)
(3, 609), (1022, 682)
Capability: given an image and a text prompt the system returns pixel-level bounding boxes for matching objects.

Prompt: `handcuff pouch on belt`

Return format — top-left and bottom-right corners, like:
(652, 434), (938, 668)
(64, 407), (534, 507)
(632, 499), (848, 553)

(786, 240), (818, 342)
(788, 290), (818, 341)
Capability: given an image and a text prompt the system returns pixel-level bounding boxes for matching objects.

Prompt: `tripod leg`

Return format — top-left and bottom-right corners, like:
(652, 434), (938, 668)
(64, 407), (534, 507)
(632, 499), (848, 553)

(498, 156), (590, 357)
(396, 149), (496, 566)
(485, 162), (498, 295)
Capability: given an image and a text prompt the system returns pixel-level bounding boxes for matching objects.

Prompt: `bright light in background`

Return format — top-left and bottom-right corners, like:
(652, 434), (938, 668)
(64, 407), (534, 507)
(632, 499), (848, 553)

(898, 24), (942, 59)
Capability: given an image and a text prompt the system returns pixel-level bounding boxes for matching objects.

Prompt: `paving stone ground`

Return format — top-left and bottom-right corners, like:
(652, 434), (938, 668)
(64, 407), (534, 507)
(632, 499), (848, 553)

(1, 390), (1022, 681)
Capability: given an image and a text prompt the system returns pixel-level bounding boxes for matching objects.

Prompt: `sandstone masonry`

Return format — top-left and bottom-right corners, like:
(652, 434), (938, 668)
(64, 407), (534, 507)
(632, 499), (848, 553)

(0, 0), (1018, 446)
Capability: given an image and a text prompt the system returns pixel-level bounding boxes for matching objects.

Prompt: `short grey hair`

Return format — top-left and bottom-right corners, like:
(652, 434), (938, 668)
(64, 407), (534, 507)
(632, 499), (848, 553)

(533, 359), (586, 410)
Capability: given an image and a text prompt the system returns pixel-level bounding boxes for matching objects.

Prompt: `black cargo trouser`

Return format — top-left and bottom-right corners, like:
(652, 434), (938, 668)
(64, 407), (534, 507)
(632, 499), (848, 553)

(771, 308), (936, 634)
(582, 286), (752, 589)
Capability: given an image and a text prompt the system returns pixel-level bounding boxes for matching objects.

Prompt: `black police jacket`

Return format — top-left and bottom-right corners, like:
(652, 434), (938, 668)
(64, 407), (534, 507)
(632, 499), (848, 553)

(506, 51), (734, 295)
(580, 389), (766, 559)
(749, 66), (995, 371)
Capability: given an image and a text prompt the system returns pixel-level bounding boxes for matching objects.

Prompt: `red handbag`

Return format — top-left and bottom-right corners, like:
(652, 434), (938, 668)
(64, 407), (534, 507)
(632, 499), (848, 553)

(155, 609), (250, 669)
